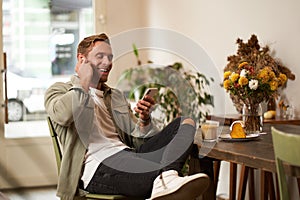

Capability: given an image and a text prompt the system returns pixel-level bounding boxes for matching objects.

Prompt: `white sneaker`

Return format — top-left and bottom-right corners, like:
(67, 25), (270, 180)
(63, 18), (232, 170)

(148, 170), (210, 200)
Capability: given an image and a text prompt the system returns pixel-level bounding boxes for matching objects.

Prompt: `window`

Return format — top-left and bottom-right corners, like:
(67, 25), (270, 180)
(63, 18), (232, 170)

(3, 0), (94, 138)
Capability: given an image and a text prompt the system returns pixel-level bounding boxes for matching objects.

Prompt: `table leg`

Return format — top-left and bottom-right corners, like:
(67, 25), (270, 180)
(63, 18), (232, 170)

(248, 168), (255, 200)
(237, 165), (249, 200)
(261, 170), (276, 200)
(214, 160), (221, 194)
(229, 163), (237, 200)
(260, 170), (267, 200)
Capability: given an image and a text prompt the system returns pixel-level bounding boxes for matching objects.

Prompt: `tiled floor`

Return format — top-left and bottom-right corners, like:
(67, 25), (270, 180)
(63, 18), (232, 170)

(0, 186), (228, 200)
(0, 186), (59, 200)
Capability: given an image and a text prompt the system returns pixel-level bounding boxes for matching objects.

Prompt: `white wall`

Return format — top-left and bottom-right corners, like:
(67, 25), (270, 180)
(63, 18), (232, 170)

(95, 1), (300, 198)
(99, 0), (300, 116)
(145, 0), (300, 116)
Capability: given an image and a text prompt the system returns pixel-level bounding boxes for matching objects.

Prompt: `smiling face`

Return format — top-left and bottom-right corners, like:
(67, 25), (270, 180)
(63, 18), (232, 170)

(85, 41), (113, 83)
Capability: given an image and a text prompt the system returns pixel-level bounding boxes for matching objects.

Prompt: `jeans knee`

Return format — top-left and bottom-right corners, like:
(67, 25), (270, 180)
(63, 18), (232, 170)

(181, 118), (195, 127)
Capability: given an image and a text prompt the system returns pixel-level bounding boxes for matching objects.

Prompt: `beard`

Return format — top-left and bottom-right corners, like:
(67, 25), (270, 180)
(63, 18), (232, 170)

(90, 63), (109, 86)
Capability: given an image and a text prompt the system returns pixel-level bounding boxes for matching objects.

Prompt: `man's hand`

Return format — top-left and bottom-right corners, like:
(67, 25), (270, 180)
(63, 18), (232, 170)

(134, 95), (155, 126)
(77, 58), (94, 92)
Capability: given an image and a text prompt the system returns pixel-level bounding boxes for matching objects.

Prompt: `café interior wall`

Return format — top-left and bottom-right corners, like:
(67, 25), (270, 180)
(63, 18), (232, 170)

(99, 2), (300, 197)
(144, 0), (300, 116)
(102, 0), (300, 117)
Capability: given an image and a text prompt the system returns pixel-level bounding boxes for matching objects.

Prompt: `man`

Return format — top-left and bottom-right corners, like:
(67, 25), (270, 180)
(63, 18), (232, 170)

(44, 33), (209, 200)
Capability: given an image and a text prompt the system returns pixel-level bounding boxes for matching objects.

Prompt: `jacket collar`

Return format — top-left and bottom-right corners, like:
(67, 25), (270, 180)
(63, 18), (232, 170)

(71, 74), (112, 94)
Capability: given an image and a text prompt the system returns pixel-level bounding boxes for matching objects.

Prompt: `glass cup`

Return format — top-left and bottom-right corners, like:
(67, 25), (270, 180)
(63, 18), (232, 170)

(201, 120), (219, 142)
(286, 105), (295, 119)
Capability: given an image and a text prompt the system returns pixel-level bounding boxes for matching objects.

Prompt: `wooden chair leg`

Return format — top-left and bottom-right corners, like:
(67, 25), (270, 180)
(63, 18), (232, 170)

(274, 175), (280, 200)
(237, 165), (249, 200)
(229, 163), (237, 200)
(267, 172), (276, 200)
(297, 177), (300, 198)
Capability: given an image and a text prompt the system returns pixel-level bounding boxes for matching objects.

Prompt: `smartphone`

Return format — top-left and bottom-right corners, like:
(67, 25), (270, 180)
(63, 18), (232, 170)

(142, 88), (158, 100)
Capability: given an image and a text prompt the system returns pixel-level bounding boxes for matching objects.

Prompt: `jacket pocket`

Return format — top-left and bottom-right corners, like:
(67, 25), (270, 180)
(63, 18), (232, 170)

(111, 104), (134, 134)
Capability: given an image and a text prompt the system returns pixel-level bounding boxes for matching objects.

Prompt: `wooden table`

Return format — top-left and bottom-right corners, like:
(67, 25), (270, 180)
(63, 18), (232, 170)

(195, 123), (300, 200)
(208, 114), (300, 125)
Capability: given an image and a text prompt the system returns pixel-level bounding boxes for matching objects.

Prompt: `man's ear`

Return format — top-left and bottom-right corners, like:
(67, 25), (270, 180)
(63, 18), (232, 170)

(75, 54), (83, 73)
(78, 53), (87, 61)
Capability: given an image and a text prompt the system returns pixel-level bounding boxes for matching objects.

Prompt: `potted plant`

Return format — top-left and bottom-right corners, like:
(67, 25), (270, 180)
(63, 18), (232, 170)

(116, 44), (214, 129)
(222, 34), (296, 133)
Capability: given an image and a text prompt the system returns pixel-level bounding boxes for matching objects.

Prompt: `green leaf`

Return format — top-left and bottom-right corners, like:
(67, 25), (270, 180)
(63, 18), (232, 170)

(132, 43), (139, 57)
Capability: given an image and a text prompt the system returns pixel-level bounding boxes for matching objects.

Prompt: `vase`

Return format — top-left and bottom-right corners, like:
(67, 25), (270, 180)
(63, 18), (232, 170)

(242, 103), (263, 134)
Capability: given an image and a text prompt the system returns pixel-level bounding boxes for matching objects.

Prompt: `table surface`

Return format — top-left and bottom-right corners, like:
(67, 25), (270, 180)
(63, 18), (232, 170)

(208, 114), (300, 125)
(196, 123), (300, 173)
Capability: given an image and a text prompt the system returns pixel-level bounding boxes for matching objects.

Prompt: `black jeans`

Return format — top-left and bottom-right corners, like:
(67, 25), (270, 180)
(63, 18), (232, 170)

(85, 117), (196, 198)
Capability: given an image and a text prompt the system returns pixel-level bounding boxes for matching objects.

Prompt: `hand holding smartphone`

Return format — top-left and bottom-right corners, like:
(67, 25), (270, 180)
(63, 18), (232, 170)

(136, 88), (158, 121)
(142, 88), (158, 100)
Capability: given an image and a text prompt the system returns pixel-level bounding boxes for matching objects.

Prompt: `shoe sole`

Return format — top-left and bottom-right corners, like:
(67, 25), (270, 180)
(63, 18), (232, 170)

(151, 174), (210, 200)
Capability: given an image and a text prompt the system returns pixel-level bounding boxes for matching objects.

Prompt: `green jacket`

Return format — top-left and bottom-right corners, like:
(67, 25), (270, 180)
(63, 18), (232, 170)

(44, 75), (158, 200)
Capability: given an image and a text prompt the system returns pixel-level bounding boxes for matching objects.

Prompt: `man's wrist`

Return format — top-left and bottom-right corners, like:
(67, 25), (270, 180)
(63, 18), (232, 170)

(139, 117), (151, 125)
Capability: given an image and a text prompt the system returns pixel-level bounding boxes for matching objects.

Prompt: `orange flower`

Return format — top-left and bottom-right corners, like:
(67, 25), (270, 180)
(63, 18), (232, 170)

(223, 79), (231, 90)
(278, 73), (287, 86)
(238, 62), (249, 69)
(230, 73), (239, 82)
(257, 68), (269, 83)
(238, 76), (248, 86)
(269, 80), (278, 91)
(224, 71), (232, 80)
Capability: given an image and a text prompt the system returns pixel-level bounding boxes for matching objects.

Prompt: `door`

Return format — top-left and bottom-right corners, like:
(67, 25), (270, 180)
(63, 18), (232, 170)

(0, 0), (94, 189)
